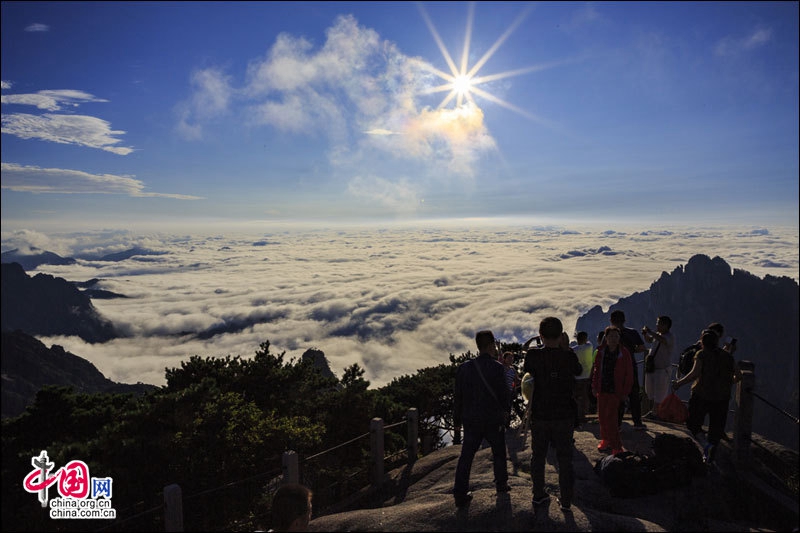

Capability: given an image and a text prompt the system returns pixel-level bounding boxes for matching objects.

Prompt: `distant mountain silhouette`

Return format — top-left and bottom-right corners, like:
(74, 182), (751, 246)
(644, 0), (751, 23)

(82, 288), (128, 299)
(575, 254), (799, 450)
(1, 262), (118, 343)
(71, 278), (128, 299)
(1, 247), (76, 270)
(1, 330), (155, 418)
(96, 247), (167, 262)
(192, 308), (288, 340)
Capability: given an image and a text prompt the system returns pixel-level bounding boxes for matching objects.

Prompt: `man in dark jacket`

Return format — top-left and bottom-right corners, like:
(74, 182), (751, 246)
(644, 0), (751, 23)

(523, 317), (582, 511)
(453, 330), (511, 507)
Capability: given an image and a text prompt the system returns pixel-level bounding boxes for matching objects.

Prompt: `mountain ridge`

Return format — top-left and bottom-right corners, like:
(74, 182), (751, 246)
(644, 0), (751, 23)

(0, 262), (118, 343)
(1, 330), (155, 419)
(1, 247), (76, 271)
(575, 254), (799, 451)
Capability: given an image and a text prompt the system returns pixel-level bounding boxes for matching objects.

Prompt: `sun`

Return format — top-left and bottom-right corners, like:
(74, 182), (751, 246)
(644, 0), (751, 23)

(452, 75), (473, 97)
(415, 3), (550, 122)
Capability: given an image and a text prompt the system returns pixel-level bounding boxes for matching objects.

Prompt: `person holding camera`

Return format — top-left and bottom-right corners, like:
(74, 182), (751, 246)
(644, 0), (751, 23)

(641, 316), (675, 418)
(523, 317), (582, 512)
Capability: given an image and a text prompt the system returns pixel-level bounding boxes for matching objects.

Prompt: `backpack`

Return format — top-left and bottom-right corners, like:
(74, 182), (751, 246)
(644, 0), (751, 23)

(651, 433), (705, 476)
(678, 343), (700, 376)
(594, 451), (658, 498)
(657, 393), (689, 424)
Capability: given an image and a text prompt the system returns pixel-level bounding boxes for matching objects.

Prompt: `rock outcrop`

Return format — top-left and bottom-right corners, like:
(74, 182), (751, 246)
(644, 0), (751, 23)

(1, 262), (118, 343)
(303, 348), (337, 379)
(95, 247), (167, 262)
(575, 254), (799, 451)
(308, 419), (798, 531)
(1, 330), (155, 418)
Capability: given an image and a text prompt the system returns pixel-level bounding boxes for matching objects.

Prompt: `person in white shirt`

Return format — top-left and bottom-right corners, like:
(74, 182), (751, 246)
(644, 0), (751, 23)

(642, 315), (675, 418)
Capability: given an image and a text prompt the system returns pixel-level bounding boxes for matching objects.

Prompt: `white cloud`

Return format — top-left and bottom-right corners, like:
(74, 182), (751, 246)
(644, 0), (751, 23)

(181, 14), (499, 179)
(1, 89), (109, 111)
(1, 113), (134, 154)
(714, 26), (773, 57)
(743, 27), (773, 49)
(19, 223), (798, 388)
(1, 81), (12, 90)
(25, 23), (50, 32)
(0, 229), (59, 254)
(175, 68), (234, 140)
(1, 162), (204, 199)
(365, 129), (399, 136)
(402, 103), (496, 176)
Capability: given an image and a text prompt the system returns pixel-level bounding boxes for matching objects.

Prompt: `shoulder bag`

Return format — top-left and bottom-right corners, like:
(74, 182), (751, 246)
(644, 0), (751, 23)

(474, 359), (510, 427)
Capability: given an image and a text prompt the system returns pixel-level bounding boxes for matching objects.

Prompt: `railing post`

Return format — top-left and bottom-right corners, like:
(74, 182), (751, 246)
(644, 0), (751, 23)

(370, 418), (384, 488)
(282, 450), (299, 484)
(733, 360), (755, 467)
(163, 484), (183, 532)
(407, 408), (418, 461)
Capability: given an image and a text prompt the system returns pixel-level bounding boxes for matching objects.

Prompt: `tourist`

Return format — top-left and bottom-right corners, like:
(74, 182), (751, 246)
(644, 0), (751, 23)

(523, 317), (582, 512)
(452, 330), (511, 507)
(641, 315), (675, 417)
(592, 326), (633, 456)
(672, 330), (742, 464)
(610, 310), (647, 430)
(270, 483), (313, 532)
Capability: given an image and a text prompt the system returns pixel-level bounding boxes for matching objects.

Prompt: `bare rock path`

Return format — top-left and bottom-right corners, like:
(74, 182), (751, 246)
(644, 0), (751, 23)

(308, 416), (784, 531)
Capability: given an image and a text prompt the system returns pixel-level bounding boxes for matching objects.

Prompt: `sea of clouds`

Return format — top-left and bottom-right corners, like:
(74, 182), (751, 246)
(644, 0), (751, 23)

(3, 220), (798, 388)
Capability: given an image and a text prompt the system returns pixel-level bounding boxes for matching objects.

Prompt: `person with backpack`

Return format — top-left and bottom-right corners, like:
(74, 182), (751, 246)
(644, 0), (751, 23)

(678, 322), (737, 378)
(672, 329), (742, 464)
(591, 326), (634, 456)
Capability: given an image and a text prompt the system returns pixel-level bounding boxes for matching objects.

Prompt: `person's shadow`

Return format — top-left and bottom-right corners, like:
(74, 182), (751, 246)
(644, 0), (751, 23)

(494, 492), (513, 529)
(505, 425), (529, 475)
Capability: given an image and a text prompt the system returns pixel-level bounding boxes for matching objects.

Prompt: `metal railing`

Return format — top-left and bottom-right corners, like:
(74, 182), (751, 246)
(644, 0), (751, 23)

(127, 408), (420, 532)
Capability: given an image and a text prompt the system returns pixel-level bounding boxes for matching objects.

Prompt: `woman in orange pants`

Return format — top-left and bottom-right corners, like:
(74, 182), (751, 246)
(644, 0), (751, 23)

(591, 326), (633, 455)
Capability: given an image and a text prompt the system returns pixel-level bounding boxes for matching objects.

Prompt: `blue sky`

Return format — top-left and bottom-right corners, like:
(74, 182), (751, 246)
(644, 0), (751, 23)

(2, 1), (798, 230)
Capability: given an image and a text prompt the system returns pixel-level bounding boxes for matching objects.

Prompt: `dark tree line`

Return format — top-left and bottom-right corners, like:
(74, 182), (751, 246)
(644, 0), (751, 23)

(1, 341), (506, 531)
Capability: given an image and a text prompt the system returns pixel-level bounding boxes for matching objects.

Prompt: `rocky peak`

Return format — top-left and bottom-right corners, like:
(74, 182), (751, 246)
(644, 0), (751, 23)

(1, 262), (118, 343)
(575, 254), (799, 451)
(302, 348), (337, 379)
